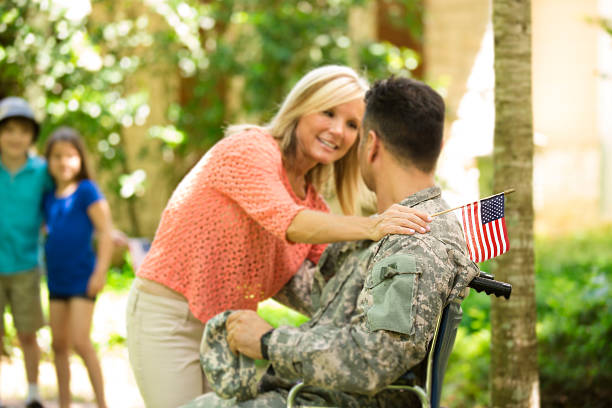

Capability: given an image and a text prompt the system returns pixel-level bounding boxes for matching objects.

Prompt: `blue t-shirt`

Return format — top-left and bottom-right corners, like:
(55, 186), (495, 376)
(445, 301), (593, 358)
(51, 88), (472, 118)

(0, 155), (53, 274)
(43, 179), (104, 295)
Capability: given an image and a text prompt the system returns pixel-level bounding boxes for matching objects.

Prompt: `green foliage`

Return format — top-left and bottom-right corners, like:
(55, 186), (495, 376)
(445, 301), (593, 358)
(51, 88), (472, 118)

(1, 0), (423, 234)
(359, 40), (420, 79)
(442, 325), (490, 408)
(107, 332), (127, 347)
(0, 0), (150, 166)
(146, 0), (423, 163)
(380, 0), (424, 40)
(257, 299), (309, 328)
(106, 249), (136, 293)
(589, 16), (612, 40)
(536, 227), (612, 407)
(442, 227), (612, 407)
(0, 0), (154, 233)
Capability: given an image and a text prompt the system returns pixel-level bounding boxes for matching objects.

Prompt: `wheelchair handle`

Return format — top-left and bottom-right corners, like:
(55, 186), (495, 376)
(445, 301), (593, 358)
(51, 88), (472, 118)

(469, 273), (512, 299)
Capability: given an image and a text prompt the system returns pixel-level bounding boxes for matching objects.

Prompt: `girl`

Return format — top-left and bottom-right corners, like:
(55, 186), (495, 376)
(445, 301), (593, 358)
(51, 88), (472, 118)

(43, 127), (112, 408)
(127, 65), (432, 408)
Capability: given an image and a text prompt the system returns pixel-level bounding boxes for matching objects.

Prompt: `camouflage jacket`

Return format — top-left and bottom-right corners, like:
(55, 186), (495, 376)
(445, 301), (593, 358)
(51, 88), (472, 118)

(263, 186), (480, 406)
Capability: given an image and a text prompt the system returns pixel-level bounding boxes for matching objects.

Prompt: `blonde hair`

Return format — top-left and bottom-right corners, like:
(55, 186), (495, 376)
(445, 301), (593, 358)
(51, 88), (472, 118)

(226, 65), (368, 215)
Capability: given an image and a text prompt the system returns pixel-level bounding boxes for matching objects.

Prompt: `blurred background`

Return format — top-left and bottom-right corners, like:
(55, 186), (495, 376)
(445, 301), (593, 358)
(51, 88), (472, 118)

(1, 0), (611, 407)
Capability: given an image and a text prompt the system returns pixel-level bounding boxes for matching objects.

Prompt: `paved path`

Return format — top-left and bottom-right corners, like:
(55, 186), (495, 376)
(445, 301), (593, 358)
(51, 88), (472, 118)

(1, 292), (144, 408)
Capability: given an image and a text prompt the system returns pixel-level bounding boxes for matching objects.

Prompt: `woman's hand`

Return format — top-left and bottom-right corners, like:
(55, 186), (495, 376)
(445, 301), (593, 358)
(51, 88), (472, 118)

(226, 310), (273, 360)
(369, 204), (432, 241)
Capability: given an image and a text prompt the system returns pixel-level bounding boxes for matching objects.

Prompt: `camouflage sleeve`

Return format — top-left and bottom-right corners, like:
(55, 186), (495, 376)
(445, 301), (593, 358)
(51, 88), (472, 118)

(272, 259), (316, 317)
(267, 243), (453, 395)
(266, 320), (420, 395)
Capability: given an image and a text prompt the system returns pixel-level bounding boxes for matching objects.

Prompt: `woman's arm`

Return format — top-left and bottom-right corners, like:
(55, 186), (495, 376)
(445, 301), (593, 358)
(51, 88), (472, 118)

(86, 199), (114, 297)
(286, 204), (432, 244)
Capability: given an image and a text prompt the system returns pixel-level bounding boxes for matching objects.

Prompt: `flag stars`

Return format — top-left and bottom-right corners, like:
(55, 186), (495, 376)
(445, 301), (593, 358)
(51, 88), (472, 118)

(481, 195), (505, 224)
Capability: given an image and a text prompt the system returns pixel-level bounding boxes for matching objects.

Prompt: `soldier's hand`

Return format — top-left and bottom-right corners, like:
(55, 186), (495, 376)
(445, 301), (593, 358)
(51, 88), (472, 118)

(369, 204), (431, 241)
(226, 310), (273, 360)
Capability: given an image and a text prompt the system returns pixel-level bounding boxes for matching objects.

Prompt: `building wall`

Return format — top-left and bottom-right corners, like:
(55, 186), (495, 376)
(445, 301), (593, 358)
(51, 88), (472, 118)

(532, 0), (603, 233)
(600, 0), (612, 220)
(424, 0), (491, 123)
(426, 0), (609, 234)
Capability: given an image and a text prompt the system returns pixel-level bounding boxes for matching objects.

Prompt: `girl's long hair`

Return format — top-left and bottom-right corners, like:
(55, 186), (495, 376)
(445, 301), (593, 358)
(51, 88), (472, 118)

(226, 65), (368, 215)
(44, 126), (92, 181)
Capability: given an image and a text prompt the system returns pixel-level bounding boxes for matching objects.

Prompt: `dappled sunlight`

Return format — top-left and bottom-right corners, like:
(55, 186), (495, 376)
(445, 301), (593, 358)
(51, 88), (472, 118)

(47, 0), (91, 22)
(1, 1), (610, 407)
(437, 25), (493, 208)
(1, 290), (142, 407)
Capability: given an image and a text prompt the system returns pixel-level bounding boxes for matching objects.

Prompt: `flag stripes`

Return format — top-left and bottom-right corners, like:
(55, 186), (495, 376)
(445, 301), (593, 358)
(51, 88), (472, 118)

(460, 193), (509, 263)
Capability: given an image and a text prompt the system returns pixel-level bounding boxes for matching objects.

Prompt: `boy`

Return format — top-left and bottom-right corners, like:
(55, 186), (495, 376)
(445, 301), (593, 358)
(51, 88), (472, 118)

(0, 96), (50, 408)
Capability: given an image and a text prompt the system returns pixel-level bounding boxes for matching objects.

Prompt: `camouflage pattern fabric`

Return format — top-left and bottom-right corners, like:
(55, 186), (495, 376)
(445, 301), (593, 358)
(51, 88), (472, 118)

(182, 391), (287, 408)
(182, 186), (480, 408)
(199, 311), (262, 401)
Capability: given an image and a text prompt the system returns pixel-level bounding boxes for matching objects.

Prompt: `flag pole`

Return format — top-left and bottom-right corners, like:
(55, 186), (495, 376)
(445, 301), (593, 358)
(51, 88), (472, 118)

(431, 189), (515, 218)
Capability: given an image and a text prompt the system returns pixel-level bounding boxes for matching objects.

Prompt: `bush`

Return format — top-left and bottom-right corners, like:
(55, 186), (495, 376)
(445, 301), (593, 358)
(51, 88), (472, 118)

(442, 322), (491, 407)
(536, 227), (612, 407)
(442, 226), (612, 407)
(106, 250), (136, 293)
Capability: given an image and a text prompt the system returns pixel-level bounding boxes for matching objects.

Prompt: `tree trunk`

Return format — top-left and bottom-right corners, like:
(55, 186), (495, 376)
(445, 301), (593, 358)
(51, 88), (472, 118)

(490, 0), (540, 407)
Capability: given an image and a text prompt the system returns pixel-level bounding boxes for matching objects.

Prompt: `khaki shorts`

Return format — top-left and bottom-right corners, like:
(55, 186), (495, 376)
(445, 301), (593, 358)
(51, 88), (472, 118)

(0, 268), (45, 334)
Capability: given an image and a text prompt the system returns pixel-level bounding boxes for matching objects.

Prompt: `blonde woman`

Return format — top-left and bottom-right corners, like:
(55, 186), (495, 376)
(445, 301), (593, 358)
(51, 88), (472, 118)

(125, 65), (431, 408)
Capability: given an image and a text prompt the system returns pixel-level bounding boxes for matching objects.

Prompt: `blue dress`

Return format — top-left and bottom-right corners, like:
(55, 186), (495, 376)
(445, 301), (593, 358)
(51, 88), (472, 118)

(43, 179), (104, 296)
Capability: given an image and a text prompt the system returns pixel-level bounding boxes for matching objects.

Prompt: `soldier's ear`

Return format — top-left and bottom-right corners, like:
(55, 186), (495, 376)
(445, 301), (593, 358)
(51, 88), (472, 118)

(366, 130), (380, 164)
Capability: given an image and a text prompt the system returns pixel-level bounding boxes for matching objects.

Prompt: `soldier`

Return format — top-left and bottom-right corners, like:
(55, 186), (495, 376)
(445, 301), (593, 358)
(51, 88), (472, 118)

(184, 76), (480, 407)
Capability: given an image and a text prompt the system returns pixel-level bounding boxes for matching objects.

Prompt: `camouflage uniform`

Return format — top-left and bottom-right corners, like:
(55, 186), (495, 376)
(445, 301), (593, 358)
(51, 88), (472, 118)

(183, 186), (480, 408)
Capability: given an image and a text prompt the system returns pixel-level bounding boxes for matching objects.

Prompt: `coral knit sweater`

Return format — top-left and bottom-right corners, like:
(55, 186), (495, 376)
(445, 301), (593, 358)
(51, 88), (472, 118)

(137, 129), (329, 323)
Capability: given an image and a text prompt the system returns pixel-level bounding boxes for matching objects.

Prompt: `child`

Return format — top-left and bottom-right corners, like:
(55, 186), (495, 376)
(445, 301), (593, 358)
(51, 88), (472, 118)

(0, 96), (50, 408)
(42, 127), (113, 408)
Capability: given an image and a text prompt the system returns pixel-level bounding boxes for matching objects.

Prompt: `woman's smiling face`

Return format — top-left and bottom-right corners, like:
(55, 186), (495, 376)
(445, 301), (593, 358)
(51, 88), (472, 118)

(294, 98), (364, 168)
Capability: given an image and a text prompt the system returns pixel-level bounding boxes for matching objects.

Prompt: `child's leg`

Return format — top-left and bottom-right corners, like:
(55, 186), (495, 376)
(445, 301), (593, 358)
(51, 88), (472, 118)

(49, 299), (71, 408)
(10, 269), (44, 404)
(69, 298), (106, 408)
(0, 276), (9, 406)
(16, 331), (40, 387)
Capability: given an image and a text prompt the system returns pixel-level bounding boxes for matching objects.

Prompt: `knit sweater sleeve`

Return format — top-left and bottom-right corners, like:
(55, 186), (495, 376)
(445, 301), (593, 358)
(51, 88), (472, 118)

(204, 130), (307, 242)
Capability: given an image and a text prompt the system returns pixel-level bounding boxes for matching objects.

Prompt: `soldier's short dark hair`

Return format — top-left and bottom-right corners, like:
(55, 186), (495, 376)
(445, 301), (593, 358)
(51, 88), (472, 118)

(362, 76), (445, 173)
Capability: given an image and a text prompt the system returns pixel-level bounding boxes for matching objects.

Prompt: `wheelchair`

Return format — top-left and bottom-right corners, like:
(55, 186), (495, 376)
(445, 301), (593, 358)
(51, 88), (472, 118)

(286, 272), (511, 408)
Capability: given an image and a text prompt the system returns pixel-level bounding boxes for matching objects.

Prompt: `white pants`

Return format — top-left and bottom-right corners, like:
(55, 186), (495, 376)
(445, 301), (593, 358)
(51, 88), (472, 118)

(126, 282), (207, 408)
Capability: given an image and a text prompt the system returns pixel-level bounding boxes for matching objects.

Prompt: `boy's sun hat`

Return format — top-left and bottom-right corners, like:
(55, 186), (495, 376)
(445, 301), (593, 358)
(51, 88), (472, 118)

(0, 97), (40, 140)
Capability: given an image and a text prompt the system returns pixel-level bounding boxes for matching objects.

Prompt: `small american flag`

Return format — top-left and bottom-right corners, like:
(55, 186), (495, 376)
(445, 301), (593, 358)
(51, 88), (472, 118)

(460, 193), (509, 263)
